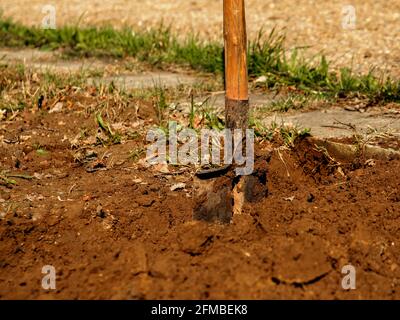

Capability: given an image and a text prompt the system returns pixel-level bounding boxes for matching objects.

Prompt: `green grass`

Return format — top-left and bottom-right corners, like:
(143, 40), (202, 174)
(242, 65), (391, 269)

(128, 147), (145, 162)
(0, 17), (223, 73)
(248, 115), (311, 146)
(0, 62), (93, 117)
(32, 143), (48, 156)
(0, 18), (399, 102)
(265, 94), (315, 112)
(95, 112), (121, 145)
(151, 82), (169, 127)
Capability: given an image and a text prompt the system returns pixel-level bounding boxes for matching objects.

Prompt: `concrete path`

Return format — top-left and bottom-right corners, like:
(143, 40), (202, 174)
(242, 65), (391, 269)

(260, 108), (400, 138)
(88, 72), (197, 90)
(0, 48), (197, 88)
(189, 92), (400, 138)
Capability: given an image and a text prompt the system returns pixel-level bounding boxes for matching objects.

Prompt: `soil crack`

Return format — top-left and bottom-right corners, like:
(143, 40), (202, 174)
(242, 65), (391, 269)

(271, 270), (331, 288)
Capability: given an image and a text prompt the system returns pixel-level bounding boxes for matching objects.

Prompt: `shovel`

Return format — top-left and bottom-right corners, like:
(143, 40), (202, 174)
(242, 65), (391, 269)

(193, 0), (267, 223)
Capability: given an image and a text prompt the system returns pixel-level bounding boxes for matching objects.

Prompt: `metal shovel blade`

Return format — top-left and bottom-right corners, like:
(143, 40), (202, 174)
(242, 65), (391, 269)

(193, 172), (233, 224)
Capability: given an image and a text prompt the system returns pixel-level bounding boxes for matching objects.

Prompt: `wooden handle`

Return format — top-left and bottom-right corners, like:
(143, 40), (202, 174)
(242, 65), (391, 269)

(223, 0), (249, 101)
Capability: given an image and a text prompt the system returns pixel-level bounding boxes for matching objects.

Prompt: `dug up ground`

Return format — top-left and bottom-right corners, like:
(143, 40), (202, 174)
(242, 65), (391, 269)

(0, 63), (400, 299)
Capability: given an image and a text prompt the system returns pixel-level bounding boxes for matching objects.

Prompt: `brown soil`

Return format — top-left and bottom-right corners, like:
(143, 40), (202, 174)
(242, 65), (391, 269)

(1, 103), (400, 300)
(331, 135), (400, 152)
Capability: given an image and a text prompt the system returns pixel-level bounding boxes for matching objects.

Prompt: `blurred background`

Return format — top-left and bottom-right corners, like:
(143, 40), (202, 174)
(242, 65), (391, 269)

(1, 0), (399, 75)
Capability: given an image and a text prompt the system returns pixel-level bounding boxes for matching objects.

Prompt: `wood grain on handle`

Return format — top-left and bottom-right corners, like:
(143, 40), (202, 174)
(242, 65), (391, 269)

(223, 0), (249, 102)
